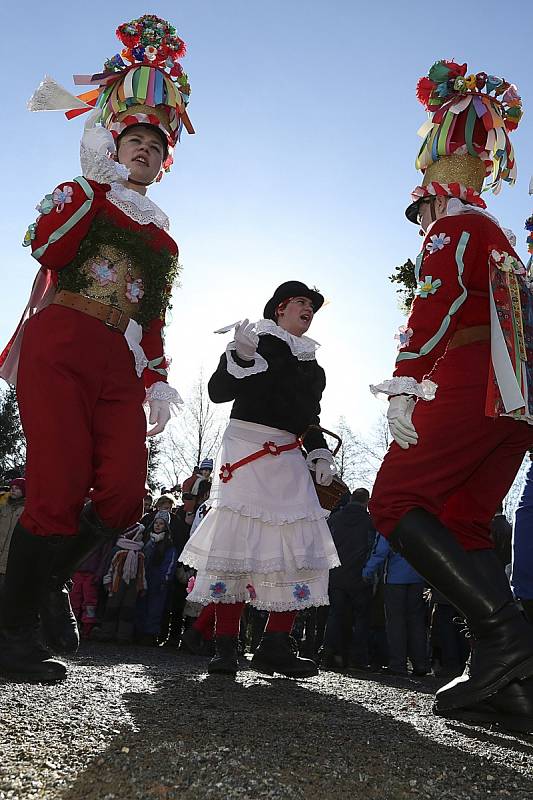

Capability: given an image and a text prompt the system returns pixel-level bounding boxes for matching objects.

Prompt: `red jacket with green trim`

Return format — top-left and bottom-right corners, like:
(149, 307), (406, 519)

(394, 212), (517, 383)
(28, 177), (179, 390)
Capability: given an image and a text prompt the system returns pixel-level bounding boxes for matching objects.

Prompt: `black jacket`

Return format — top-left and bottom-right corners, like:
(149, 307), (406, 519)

(208, 333), (329, 453)
(328, 503), (376, 592)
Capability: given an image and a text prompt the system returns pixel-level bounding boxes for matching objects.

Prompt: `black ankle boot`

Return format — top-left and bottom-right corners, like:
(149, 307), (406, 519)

(208, 636), (239, 675)
(40, 503), (120, 654)
(251, 632), (319, 678)
(390, 508), (533, 710)
(0, 523), (67, 682)
(435, 677), (533, 734)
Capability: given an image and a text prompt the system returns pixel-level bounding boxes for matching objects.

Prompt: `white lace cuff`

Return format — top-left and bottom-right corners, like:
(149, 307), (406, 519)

(225, 342), (269, 379)
(80, 142), (130, 184)
(370, 377), (438, 400)
(306, 448), (337, 472)
(145, 381), (183, 411)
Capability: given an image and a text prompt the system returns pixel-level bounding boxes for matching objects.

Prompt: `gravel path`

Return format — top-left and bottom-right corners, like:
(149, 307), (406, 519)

(1, 644), (533, 799)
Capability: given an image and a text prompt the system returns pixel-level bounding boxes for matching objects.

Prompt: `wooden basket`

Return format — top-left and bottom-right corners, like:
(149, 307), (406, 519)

(304, 425), (350, 511)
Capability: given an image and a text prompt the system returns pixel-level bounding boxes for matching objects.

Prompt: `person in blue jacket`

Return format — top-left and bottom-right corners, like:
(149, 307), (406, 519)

(363, 534), (427, 676)
(136, 511), (177, 645)
(512, 456), (533, 623)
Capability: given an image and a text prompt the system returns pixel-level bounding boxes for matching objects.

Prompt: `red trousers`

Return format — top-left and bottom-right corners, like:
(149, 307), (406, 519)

(369, 343), (533, 550)
(17, 305), (147, 536)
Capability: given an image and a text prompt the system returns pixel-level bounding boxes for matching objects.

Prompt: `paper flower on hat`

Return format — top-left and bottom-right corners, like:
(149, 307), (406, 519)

(413, 60), (522, 198)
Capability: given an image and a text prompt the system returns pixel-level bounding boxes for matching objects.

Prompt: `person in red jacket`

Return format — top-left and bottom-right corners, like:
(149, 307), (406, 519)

(0, 14), (193, 682)
(369, 60), (533, 732)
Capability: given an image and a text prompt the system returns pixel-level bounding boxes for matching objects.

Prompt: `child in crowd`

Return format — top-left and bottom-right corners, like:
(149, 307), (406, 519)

(95, 524), (146, 644)
(136, 512), (177, 645)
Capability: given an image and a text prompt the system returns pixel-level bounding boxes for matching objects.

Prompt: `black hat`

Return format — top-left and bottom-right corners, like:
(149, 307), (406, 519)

(405, 198), (424, 224)
(263, 281), (324, 320)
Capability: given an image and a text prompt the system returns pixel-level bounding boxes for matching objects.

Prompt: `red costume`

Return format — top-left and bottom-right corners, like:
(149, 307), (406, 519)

(14, 179), (179, 536)
(0, 14), (194, 682)
(370, 210), (533, 547)
(367, 60), (533, 730)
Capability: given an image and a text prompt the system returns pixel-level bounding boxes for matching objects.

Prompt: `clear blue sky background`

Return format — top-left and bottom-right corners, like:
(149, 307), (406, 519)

(3, 0), (533, 435)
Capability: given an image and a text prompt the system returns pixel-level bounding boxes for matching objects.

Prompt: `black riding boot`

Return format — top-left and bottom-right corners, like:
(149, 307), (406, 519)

(251, 632), (319, 678)
(390, 508), (533, 710)
(0, 523), (67, 682)
(434, 550), (533, 732)
(40, 503), (120, 654)
(208, 636), (239, 675)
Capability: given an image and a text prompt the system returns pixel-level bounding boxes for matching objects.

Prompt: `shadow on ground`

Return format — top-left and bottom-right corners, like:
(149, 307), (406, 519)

(57, 646), (533, 800)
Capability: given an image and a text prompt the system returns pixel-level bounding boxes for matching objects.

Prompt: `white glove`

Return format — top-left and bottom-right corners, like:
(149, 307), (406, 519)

(387, 395), (418, 449)
(315, 458), (334, 487)
(147, 399), (171, 437)
(80, 109), (130, 183)
(234, 318), (259, 361)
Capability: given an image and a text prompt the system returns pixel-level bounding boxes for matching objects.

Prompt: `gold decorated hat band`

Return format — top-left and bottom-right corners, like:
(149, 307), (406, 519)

(422, 155), (487, 194)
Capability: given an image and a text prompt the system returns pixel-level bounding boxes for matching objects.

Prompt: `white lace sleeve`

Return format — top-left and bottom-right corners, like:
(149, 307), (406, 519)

(306, 448), (337, 473)
(145, 381), (183, 411)
(370, 377), (437, 400)
(225, 342), (269, 379)
(80, 126), (130, 184)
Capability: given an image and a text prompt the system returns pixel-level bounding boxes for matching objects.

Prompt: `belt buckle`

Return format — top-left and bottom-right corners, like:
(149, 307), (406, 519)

(105, 305), (124, 331)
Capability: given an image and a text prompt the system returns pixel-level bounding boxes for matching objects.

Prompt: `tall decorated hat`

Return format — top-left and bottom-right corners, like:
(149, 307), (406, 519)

(405, 60), (522, 223)
(28, 14), (194, 175)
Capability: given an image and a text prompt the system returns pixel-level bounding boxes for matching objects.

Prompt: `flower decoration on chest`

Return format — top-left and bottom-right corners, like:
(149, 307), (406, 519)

(90, 258), (118, 286)
(22, 223), (37, 247)
(52, 185), (73, 213)
(293, 583), (311, 602)
(416, 276), (442, 298)
(426, 233), (451, 254)
(490, 249), (526, 276)
(125, 271), (145, 303)
(394, 325), (414, 349)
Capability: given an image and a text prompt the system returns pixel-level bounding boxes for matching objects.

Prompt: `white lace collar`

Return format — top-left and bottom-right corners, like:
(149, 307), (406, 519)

(107, 183), (170, 231)
(255, 318), (320, 361)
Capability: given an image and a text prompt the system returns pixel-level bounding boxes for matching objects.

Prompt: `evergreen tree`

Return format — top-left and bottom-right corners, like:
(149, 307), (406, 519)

(389, 258), (417, 314)
(0, 385), (26, 480)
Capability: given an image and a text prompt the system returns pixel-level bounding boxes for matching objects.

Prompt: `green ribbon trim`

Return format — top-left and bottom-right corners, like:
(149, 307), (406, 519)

(465, 104), (478, 158)
(31, 177), (94, 261)
(147, 356), (168, 377)
(396, 231), (470, 364)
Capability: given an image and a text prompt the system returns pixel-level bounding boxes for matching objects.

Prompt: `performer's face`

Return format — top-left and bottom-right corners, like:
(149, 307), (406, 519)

(417, 196), (448, 233)
(276, 297), (315, 337)
(117, 127), (165, 185)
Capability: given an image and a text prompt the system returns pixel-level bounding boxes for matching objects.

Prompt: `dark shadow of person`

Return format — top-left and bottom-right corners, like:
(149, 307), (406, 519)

(57, 646), (533, 800)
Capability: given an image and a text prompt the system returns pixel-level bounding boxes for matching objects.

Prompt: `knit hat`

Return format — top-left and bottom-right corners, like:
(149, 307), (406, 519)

(28, 14), (193, 177)
(154, 510), (171, 530)
(9, 478), (25, 497)
(263, 282), (324, 321)
(405, 60), (522, 223)
(199, 458), (214, 472)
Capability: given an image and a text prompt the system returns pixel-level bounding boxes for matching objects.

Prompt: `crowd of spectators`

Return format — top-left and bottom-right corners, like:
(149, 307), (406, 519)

(0, 465), (514, 681)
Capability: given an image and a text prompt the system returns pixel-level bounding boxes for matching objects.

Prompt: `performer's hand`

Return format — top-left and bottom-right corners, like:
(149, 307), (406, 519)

(315, 458), (334, 487)
(234, 319), (259, 361)
(387, 395), (418, 449)
(147, 399), (171, 437)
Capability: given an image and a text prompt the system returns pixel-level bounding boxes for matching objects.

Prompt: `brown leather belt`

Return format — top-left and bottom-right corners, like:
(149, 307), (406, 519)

(447, 325), (490, 351)
(52, 290), (130, 334)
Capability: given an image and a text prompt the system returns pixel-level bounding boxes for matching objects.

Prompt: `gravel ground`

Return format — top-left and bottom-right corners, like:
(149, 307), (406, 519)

(1, 644), (533, 800)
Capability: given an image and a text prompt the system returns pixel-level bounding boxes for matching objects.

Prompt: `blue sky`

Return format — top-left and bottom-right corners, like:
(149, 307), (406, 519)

(3, 0), (533, 437)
